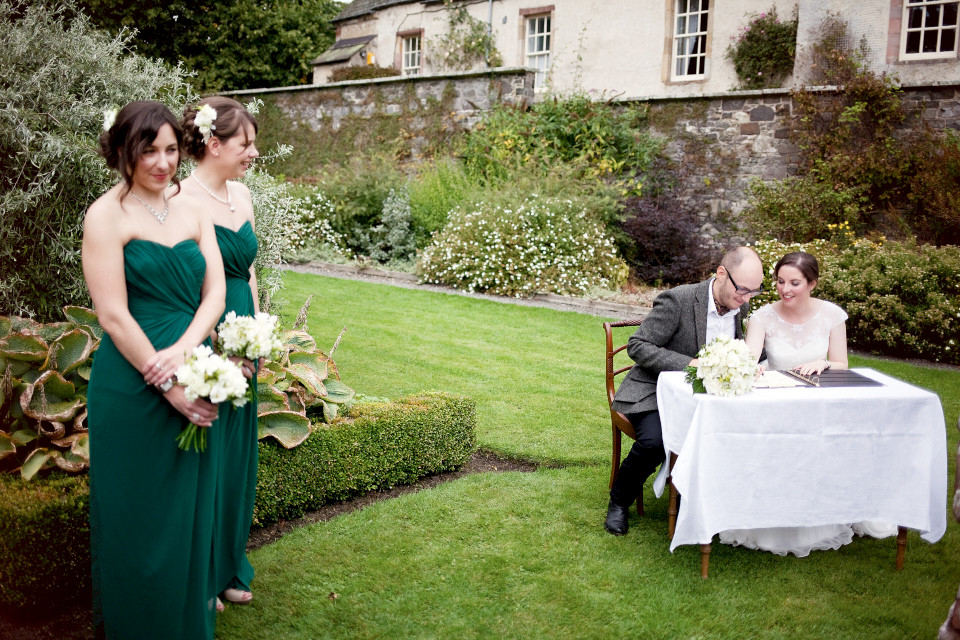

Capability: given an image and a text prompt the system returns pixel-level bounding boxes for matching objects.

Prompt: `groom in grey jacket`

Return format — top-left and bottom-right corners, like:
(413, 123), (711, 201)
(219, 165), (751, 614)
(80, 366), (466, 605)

(604, 246), (765, 535)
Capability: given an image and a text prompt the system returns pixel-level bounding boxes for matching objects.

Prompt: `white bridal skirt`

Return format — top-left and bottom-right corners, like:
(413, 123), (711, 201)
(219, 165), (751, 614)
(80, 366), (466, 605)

(719, 522), (899, 557)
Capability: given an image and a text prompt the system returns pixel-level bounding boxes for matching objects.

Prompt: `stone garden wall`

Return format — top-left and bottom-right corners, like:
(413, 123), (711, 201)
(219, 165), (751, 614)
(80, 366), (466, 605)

(638, 84), (960, 244)
(230, 75), (959, 245)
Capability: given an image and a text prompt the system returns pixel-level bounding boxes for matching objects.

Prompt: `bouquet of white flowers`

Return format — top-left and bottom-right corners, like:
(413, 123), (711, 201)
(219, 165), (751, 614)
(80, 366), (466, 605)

(683, 335), (757, 397)
(216, 311), (285, 362)
(174, 344), (249, 452)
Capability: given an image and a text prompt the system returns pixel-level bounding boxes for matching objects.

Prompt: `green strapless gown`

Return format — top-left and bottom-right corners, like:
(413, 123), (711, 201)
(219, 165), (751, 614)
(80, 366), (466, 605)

(87, 239), (217, 639)
(213, 221), (258, 596)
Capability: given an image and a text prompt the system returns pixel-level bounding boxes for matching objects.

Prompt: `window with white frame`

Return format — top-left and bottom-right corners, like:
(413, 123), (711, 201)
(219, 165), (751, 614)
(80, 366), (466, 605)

(526, 14), (552, 90)
(402, 35), (422, 75)
(672, 0), (709, 79)
(901, 0), (958, 59)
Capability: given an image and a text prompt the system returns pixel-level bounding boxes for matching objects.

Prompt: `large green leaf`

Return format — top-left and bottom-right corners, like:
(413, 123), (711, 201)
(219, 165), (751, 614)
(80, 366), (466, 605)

(320, 378), (355, 404)
(256, 361), (286, 386)
(71, 433), (90, 461)
(63, 306), (103, 339)
(37, 322), (69, 344)
(20, 370), (83, 422)
(48, 328), (95, 375)
(0, 433), (15, 460)
(282, 329), (317, 352)
(11, 429), (38, 446)
(53, 450), (87, 473)
(256, 384), (291, 413)
(2, 358), (34, 378)
(0, 332), (49, 362)
(285, 363), (327, 396)
(321, 399), (339, 421)
(0, 316), (11, 337)
(257, 411), (311, 448)
(21, 448), (56, 481)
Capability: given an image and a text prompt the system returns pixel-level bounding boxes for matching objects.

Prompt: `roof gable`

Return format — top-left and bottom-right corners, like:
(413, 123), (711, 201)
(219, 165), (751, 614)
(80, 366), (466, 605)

(334, 0), (424, 22)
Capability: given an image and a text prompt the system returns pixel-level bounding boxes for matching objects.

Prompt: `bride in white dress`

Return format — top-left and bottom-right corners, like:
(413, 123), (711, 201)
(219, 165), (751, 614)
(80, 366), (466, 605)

(720, 251), (896, 557)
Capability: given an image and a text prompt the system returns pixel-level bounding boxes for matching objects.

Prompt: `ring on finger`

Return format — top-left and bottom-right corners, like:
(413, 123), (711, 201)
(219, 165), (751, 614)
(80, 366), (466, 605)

(192, 413), (200, 421)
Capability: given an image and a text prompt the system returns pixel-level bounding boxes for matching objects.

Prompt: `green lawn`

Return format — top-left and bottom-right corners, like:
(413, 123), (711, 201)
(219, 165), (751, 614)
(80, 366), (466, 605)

(216, 272), (960, 639)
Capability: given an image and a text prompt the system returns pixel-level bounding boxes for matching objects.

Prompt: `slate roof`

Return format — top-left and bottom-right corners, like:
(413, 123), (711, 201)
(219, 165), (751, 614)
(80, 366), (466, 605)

(334, 0), (441, 23)
(311, 35), (376, 65)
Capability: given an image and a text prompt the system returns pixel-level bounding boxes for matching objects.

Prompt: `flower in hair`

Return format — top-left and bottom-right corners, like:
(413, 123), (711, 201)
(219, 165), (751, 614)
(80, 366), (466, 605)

(102, 108), (117, 132)
(195, 104), (218, 143)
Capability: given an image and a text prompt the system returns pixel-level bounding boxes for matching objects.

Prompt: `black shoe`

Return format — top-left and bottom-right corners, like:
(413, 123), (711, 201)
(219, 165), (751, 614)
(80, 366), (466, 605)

(604, 500), (629, 535)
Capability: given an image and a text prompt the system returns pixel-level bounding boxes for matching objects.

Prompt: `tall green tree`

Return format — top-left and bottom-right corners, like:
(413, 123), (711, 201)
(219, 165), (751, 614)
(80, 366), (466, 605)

(78, 0), (343, 92)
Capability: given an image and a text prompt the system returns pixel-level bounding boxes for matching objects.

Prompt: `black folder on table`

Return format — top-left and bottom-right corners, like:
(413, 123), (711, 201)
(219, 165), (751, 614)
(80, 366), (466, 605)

(781, 369), (883, 387)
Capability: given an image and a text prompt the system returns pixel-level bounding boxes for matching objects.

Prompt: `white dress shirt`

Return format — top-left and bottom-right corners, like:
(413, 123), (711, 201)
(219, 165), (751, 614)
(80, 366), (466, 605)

(705, 277), (738, 344)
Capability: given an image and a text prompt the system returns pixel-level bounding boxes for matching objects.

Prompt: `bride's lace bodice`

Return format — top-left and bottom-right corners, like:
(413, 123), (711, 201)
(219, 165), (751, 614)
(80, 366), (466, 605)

(750, 300), (847, 370)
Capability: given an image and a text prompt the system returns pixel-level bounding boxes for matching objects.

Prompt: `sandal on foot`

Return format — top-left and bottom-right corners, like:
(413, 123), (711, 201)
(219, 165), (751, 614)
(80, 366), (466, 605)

(222, 587), (253, 604)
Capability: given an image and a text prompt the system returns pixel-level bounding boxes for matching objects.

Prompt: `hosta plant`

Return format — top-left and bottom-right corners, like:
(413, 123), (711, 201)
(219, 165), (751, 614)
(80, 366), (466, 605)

(0, 306), (100, 479)
(255, 327), (355, 449)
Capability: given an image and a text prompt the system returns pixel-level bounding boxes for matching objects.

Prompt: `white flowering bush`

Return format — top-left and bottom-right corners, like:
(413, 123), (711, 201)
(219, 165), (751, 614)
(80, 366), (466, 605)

(417, 196), (628, 297)
(217, 311), (285, 362)
(284, 187), (347, 259)
(684, 336), (757, 397)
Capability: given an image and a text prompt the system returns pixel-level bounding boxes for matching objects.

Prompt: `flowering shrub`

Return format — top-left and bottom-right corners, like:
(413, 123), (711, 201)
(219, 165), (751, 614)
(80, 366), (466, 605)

(743, 177), (865, 243)
(750, 238), (960, 365)
(284, 188), (347, 258)
(726, 7), (798, 90)
(429, 0), (502, 71)
(417, 196), (627, 297)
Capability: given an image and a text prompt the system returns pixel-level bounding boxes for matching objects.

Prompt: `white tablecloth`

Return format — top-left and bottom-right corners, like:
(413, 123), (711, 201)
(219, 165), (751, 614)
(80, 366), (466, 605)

(654, 368), (947, 552)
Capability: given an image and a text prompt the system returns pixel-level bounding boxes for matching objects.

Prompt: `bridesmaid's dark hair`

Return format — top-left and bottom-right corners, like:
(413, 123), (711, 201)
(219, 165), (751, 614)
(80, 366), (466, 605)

(99, 100), (183, 196)
(181, 96), (258, 161)
(774, 251), (819, 284)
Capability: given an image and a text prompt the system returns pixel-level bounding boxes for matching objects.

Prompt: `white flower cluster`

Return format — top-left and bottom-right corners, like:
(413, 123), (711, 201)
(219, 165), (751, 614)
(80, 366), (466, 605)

(194, 104), (217, 143)
(417, 196), (627, 297)
(284, 189), (346, 256)
(175, 345), (249, 407)
(102, 108), (117, 132)
(690, 336), (757, 397)
(217, 311), (285, 361)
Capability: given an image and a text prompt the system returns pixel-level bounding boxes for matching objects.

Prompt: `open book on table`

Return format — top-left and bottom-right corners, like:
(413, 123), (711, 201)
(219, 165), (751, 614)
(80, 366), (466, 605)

(755, 369), (884, 388)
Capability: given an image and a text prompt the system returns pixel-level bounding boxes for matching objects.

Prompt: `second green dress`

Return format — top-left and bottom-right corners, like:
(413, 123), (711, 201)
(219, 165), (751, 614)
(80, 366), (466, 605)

(213, 220), (259, 596)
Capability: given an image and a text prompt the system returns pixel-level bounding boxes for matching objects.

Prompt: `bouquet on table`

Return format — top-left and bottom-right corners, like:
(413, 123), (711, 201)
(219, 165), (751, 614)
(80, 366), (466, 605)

(683, 335), (756, 397)
(216, 311), (285, 362)
(175, 345), (249, 452)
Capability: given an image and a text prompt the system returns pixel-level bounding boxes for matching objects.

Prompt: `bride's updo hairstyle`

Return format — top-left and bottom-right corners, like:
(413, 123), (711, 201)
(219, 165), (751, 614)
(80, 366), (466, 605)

(181, 97), (258, 161)
(99, 100), (183, 195)
(774, 251), (819, 285)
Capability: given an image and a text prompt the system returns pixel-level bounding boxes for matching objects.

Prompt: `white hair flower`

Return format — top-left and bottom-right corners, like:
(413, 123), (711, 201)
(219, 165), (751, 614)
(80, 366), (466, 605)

(102, 108), (117, 132)
(194, 104), (218, 143)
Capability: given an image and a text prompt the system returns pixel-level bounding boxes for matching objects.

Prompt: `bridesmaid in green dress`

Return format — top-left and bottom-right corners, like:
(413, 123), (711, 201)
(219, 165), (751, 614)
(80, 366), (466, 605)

(180, 97), (261, 608)
(83, 101), (226, 639)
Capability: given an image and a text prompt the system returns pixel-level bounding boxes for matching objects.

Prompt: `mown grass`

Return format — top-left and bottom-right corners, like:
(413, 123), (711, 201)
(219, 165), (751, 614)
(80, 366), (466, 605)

(216, 272), (960, 639)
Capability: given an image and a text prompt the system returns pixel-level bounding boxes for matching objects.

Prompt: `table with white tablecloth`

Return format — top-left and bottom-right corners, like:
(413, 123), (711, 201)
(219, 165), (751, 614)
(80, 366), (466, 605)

(653, 368), (947, 554)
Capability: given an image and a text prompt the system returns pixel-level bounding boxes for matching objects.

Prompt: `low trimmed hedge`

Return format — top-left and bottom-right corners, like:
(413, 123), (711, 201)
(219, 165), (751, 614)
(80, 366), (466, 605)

(0, 473), (90, 610)
(0, 392), (475, 610)
(254, 391), (476, 525)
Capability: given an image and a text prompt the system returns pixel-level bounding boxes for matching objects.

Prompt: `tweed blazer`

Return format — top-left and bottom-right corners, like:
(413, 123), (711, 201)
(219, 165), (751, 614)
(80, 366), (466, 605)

(611, 278), (749, 415)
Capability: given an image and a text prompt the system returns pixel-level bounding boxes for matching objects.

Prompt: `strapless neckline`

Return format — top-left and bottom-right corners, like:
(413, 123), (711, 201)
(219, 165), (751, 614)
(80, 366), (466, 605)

(214, 220), (252, 235)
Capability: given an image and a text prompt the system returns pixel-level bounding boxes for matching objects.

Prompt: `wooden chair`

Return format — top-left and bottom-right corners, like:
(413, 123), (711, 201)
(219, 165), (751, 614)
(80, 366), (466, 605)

(603, 319), (644, 514)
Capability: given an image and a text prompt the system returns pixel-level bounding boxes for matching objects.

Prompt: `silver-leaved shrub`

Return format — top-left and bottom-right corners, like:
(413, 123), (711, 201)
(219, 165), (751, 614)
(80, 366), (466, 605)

(0, 1), (196, 320)
(417, 196), (628, 297)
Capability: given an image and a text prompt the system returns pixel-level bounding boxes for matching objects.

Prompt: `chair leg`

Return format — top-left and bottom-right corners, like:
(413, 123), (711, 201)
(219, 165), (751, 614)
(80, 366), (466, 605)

(700, 543), (712, 579)
(609, 426), (621, 490)
(896, 526), (907, 571)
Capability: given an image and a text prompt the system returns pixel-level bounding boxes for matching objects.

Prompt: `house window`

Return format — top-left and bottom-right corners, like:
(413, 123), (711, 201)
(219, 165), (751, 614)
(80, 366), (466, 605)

(673, 0), (709, 79)
(526, 14), (552, 89)
(901, 0), (959, 59)
(402, 35), (422, 75)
